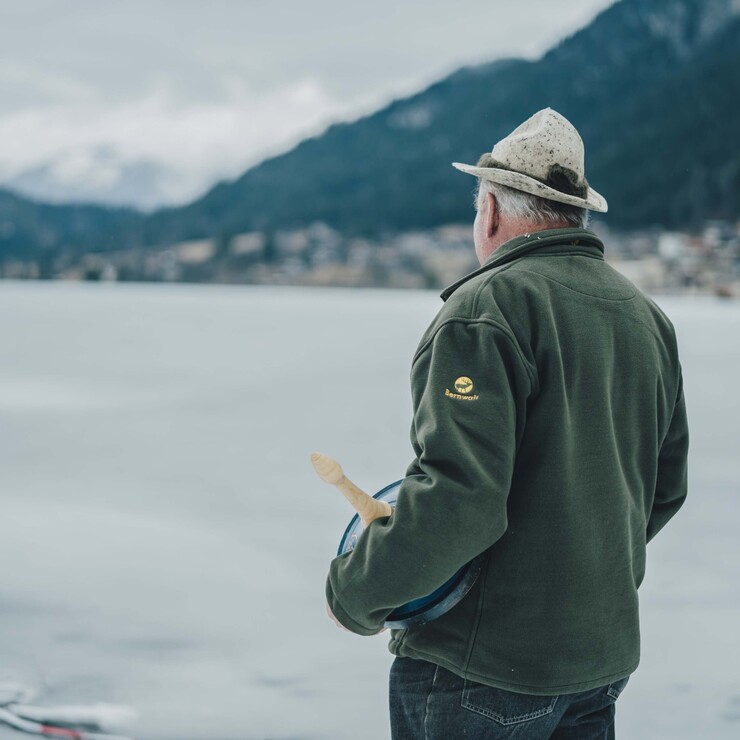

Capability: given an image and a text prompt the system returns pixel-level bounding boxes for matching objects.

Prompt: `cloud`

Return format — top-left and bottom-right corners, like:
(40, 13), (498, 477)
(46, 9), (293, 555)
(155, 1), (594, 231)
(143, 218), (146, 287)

(0, 78), (355, 205)
(0, 0), (615, 206)
(0, 61), (96, 106)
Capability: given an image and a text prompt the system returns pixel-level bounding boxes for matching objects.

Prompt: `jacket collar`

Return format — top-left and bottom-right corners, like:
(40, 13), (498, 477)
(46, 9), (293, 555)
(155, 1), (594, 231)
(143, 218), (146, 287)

(440, 227), (604, 301)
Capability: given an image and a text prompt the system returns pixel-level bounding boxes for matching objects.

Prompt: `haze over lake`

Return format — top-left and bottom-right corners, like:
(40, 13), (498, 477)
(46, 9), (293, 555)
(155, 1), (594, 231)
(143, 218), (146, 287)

(1, 281), (738, 739)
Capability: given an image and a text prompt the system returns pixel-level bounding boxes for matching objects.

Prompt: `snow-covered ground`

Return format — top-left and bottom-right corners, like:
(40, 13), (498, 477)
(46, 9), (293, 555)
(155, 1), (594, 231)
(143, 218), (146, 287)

(0, 281), (738, 739)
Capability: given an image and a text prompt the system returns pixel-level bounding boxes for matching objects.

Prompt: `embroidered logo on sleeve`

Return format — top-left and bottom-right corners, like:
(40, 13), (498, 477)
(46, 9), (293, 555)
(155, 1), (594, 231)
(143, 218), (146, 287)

(445, 376), (479, 401)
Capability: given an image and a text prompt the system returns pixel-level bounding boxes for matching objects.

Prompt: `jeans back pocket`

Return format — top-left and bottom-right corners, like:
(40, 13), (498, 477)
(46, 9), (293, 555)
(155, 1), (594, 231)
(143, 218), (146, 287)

(606, 676), (630, 701)
(461, 679), (559, 726)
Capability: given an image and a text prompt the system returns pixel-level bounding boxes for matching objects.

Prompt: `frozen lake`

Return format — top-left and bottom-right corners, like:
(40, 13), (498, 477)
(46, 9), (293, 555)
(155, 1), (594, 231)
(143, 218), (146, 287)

(1, 280), (739, 739)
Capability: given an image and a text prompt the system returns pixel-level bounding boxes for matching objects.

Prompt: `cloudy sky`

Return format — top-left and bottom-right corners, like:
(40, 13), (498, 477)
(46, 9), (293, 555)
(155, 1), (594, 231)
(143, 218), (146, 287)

(0, 0), (614, 208)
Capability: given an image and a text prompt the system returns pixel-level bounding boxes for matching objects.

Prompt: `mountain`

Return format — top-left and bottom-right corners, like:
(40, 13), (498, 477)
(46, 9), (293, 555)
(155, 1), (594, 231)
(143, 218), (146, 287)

(106, 0), (738, 249)
(0, 187), (140, 261)
(5, 146), (178, 213)
(3, 0), (740, 257)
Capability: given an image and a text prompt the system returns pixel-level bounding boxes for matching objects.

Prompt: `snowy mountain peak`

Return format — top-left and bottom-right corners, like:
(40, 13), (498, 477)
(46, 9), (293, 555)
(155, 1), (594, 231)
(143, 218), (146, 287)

(5, 145), (179, 212)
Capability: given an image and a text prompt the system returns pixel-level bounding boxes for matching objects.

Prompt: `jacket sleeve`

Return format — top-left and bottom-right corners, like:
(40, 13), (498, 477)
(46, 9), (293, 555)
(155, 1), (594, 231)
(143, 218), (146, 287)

(326, 318), (536, 635)
(646, 370), (689, 544)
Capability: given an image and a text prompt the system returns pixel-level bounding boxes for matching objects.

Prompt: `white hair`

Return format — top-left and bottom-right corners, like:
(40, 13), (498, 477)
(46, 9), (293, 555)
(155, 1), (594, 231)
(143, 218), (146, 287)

(475, 179), (589, 229)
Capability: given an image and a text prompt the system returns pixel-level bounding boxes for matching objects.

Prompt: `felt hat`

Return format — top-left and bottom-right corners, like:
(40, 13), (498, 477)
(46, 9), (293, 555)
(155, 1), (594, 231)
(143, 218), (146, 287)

(452, 108), (607, 212)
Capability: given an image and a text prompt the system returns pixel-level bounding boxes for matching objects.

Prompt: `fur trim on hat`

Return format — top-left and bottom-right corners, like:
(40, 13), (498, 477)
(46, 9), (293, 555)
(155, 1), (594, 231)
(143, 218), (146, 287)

(475, 153), (588, 200)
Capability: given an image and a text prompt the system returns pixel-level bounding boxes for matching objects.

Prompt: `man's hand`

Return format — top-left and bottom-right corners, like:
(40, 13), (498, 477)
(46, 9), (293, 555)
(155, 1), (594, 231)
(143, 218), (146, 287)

(326, 602), (387, 634)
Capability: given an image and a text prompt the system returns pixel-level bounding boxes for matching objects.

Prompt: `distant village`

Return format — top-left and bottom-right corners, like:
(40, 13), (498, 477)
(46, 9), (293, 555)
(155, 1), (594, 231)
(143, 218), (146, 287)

(2, 219), (739, 298)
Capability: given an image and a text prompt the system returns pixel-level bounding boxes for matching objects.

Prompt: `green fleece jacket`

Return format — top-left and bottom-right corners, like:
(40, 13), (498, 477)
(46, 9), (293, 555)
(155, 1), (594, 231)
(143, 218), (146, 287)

(326, 228), (688, 695)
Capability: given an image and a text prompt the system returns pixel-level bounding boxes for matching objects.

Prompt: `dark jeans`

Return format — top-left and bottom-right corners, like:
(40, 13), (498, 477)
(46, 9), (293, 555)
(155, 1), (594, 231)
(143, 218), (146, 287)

(389, 657), (630, 739)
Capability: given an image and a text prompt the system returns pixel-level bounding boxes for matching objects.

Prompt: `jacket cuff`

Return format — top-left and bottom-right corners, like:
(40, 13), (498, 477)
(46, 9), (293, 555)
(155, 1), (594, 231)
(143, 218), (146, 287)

(325, 573), (384, 636)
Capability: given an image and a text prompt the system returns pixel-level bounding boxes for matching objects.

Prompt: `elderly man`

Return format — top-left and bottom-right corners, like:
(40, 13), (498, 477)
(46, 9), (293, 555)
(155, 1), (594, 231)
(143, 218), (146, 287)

(325, 108), (688, 739)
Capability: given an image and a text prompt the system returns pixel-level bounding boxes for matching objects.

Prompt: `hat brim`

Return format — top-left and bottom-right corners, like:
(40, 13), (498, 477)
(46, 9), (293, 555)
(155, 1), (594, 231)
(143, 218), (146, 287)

(452, 162), (608, 213)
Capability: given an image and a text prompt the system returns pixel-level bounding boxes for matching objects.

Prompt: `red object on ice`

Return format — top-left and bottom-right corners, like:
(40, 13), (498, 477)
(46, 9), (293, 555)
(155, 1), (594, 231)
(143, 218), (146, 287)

(41, 726), (82, 739)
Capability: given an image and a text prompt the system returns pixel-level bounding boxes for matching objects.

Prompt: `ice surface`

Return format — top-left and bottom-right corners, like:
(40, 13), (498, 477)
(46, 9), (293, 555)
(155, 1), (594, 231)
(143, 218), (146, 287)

(0, 280), (738, 739)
